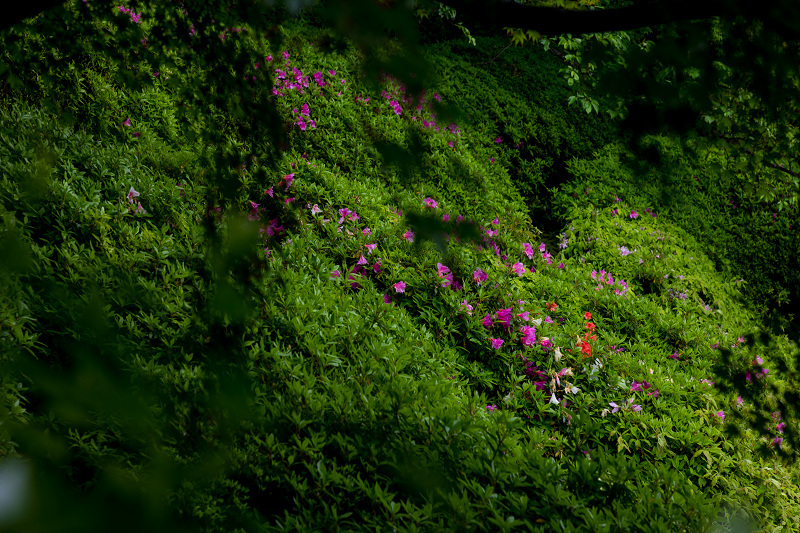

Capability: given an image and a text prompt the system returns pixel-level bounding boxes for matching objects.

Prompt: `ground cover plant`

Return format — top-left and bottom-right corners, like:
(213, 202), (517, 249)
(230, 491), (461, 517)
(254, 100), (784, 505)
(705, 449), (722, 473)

(1, 2), (800, 532)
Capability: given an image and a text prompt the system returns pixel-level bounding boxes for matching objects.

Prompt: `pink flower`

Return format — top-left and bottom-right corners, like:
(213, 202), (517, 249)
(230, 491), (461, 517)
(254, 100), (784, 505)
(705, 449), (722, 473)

(331, 270), (340, 278)
(494, 137), (502, 143)
(437, 263), (450, 278)
(490, 338), (504, 350)
(511, 262), (525, 277)
(472, 268), (489, 285)
(364, 243), (377, 253)
(516, 311), (529, 321)
(123, 117), (131, 127)
(736, 396), (744, 407)
(496, 308), (513, 329)
(282, 173), (295, 190)
(461, 300), (473, 315)
(519, 325), (536, 346)
(491, 217), (499, 225)
(777, 422), (787, 433)
(715, 411), (725, 420)
(523, 243), (534, 259)
(538, 242), (546, 253)
(266, 187), (274, 197)
(630, 210), (638, 219)
(362, 228), (371, 236)
(393, 281), (406, 293)
(301, 103), (310, 116)
(372, 262), (382, 274)
(423, 197), (438, 209)
(487, 404), (497, 412)
(540, 337), (552, 350)
(311, 204), (322, 215)
(383, 294), (392, 304)
(357, 255), (367, 266)
(481, 313), (493, 329)
(403, 230), (414, 243)
(127, 187), (140, 204)
(771, 437), (784, 447)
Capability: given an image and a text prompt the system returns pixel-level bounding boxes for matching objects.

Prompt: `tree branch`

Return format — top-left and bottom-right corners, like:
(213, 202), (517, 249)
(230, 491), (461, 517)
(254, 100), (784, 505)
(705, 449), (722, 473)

(436, 0), (800, 38)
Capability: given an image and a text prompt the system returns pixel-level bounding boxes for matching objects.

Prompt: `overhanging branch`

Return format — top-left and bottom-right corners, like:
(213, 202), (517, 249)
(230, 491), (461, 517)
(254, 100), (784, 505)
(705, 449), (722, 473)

(435, 0), (800, 38)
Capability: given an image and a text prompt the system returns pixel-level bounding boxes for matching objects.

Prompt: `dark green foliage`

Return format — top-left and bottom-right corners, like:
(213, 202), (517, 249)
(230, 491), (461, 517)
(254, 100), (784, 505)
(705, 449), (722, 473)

(1, 3), (800, 533)
(424, 36), (615, 234)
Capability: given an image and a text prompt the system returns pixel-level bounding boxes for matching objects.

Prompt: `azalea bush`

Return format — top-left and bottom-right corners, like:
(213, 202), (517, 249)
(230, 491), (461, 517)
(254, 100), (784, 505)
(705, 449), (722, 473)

(1, 3), (799, 532)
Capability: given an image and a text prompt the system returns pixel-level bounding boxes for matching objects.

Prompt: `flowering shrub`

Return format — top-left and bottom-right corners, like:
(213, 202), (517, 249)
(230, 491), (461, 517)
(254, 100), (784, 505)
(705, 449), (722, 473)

(0, 10), (798, 533)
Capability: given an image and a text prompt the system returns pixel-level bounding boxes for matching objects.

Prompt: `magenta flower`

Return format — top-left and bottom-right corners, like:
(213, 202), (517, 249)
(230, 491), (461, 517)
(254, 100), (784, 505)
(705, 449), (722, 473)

(522, 243), (534, 259)
(609, 402), (620, 414)
(630, 380), (651, 392)
(511, 262), (525, 277)
(383, 294), (392, 304)
(630, 210), (638, 219)
(490, 338), (504, 350)
(771, 437), (784, 447)
(423, 197), (438, 209)
(266, 187), (274, 197)
(540, 337), (552, 350)
(538, 242), (546, 253)
(403, 230), (414, 243)
(631, 404), (642, 412)
(736, 396), (744, 407)
(481, 313), (493, 329)
(301, 103), (310, 116)
(473, 269), (487, 285)
(487, 404), (497, 412)
(494, 137), (502, 143)
(715, 411), (725, 420)
(437, 263), (450, 278)
(777, 422), (787, 433)
(519, 325), (536, 346)
(461, 300), (474, 315)
(311, 204), (322, 215)
(393, 281), (406, 293)
(123, 117), (131, 127)
(331, 270), (340, 278)
(496, 308), (513, 329)
(517, 311), (529, 321)
(282, 173), (295, 190)
(364, 243), (377, 253)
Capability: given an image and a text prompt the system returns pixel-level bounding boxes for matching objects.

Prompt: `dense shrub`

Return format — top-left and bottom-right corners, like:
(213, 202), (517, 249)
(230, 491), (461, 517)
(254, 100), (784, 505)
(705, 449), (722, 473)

(1, 6), (799, 533)
(553, 140), (800, 321)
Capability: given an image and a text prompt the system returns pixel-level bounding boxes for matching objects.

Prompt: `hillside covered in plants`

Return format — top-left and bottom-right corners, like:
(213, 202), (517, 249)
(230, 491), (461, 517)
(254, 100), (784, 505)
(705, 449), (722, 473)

(1, 2), (799, 532)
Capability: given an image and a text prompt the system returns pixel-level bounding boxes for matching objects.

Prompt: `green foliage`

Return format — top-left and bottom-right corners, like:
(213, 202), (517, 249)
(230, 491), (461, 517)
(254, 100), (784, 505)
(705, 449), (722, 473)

(555, 139), (800, 319)
(1, 3), (799, 533)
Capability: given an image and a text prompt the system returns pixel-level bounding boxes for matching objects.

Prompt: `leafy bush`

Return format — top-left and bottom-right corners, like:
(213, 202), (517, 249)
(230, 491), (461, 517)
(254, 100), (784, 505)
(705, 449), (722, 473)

(1, 6), (799, 533)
